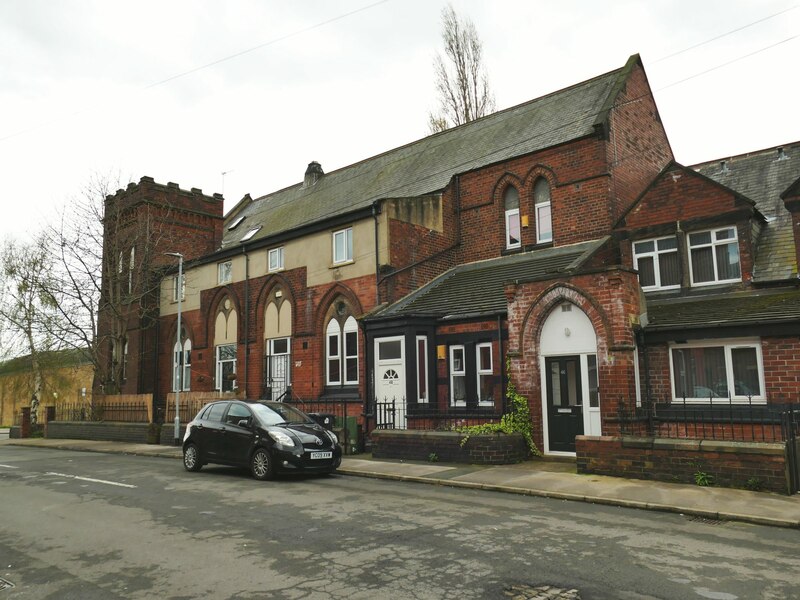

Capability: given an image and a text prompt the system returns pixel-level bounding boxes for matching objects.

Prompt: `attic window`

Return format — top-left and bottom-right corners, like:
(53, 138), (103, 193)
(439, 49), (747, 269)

(228, 216), (245, 230)
(777, 147), (789, 161)
(241, 226), (261, 242)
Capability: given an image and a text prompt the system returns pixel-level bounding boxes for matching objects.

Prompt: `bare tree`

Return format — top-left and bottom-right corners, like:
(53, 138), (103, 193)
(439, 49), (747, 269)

(41, 172), (173, 394)
(0, 236), (59, 423)
(428, 4), (496, 133)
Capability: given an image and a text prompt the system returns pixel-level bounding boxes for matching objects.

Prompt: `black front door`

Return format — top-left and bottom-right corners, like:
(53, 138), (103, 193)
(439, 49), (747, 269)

(545, 355), (584, 453)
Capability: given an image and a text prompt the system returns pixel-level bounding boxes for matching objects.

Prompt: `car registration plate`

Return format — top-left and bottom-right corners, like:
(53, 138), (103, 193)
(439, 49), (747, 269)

(310, 451), (332, 460)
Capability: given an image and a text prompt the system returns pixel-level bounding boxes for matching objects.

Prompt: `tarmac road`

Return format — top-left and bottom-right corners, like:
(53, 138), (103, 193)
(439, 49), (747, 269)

(1, 445), (799, 600)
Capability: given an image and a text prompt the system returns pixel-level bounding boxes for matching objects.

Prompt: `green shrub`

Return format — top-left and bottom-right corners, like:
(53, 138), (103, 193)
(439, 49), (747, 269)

(455, 358), (540, 456)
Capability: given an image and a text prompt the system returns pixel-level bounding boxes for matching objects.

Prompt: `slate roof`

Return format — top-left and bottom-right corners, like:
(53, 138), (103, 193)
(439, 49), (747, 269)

(646, 288), (800, 331)
(693, 141), (800, 282)
(371, 239), (606, 320)
(220, 56), (641, 248)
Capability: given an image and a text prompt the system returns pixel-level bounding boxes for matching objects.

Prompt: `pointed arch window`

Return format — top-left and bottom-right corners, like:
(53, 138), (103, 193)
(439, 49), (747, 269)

(326, 315), (359, 385)
(504, 186), (521, 249)
(534, 178), (552, 243)
(173, 338), (191, 392)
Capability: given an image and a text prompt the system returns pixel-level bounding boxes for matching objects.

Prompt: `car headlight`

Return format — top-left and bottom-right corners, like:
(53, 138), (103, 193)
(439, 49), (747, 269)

(325, 429), (338, 445)
(268, 430), (295, 448)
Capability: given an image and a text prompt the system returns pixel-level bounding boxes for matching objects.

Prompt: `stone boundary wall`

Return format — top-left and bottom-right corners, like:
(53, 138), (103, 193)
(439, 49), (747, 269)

(576, 435), (789, 494)
(47, 422), (157, 445)
(371, 430), (528, 465)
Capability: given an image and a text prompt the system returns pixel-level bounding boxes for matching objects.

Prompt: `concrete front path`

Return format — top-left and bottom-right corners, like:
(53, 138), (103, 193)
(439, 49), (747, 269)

(4, 437), (799, 528)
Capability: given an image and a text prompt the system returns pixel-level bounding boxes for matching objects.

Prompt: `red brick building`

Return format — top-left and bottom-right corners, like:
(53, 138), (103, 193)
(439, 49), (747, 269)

(101, 55), (800, 461)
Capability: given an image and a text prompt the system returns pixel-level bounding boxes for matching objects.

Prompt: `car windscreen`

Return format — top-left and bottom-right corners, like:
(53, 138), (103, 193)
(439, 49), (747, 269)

(251, 402), (313, 426)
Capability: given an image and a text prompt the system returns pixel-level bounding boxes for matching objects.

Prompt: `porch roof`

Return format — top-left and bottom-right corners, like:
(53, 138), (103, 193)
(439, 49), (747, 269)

(371, 239), (604, 320)
(645, 288), (800, 331)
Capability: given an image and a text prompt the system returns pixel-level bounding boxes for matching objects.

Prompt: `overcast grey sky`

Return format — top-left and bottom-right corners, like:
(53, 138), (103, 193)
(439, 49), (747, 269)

(1, 0), (798, 242)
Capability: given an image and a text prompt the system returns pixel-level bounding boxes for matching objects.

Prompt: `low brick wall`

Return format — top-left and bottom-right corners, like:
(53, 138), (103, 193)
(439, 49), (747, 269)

(160, 423), (187, 446)
(576, 435), (789, 494)
(371, 430), (528, 464)
(47, 422), (158, 444)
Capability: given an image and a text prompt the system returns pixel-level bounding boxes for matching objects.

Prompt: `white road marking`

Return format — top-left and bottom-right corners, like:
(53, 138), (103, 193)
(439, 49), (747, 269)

(0, 464), (19, 469)
(45, 472), (137, 489)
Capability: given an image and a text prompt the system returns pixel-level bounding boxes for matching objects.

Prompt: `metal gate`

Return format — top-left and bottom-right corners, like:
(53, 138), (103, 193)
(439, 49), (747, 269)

(782, 406), (800, 494)
(262, 353), (291, 401)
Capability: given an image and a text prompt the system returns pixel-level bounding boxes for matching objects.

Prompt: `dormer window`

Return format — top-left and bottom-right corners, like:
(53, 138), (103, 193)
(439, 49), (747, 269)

(689, 227), (741, 286)
(633, 236), (680, 290)
(504, 186), (521, 249)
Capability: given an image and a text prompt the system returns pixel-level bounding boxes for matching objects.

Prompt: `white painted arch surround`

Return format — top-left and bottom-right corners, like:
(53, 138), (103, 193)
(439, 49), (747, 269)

(539, 302), (601, 455)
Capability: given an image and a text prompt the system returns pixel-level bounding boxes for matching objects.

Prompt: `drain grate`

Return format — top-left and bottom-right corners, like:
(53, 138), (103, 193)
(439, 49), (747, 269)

(0, 577), (15, 591)
(504, 584), (581, 599)
(687, 515), (725, 525)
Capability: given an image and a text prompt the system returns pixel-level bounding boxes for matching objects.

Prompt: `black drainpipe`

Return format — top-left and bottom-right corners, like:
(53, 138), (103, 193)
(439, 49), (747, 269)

(497, 313), (505, 412)
(242, 246), (250, 397)
(636, 327), (653, 433)
(372, 200), (381, 305)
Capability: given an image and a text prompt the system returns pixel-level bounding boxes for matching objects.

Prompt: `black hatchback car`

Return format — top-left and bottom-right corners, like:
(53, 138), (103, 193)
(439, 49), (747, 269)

(182, 400), (342, 480)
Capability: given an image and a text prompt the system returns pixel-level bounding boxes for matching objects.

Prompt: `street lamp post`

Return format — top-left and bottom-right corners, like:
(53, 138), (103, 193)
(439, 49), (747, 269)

(165, 252), (184, 445)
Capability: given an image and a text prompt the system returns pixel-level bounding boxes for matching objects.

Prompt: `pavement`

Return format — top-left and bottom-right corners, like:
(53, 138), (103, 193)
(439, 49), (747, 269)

(3, 436), (799, 529)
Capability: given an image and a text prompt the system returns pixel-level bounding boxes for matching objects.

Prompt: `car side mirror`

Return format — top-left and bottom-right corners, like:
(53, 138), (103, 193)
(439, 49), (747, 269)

(237, 418), (251, 428)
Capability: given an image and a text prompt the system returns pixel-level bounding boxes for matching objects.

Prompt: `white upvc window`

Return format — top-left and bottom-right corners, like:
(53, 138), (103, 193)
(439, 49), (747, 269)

(476, 343), (494, 406)
(669, 339), (765, 403)
(633, 236), (680, 290)
(416, 336), (429, 403)
(688, 227), (741, 286)
(172, 274), (185, 302)
(504, 186), (521, 249)
(534, 178), (552, 244)
(268, 247), (284, 272)
(173, 339), (191, 392)
(215, 343), (237, 392)
(326, 316), (359, 385)
(333, 227), (353, 264)
(326, 319), (341, 385)
(218, 260), (233, 285)
(449, 345), (466, 407)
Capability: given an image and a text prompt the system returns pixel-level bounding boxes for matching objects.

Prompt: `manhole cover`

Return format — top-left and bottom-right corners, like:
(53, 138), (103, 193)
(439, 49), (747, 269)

(0, 577), (15, 591)
(504, 584), (581, 599)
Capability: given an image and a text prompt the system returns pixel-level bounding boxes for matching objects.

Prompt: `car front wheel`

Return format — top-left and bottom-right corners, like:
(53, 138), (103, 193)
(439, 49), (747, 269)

(251, 448), (274, 481)
(183, 443), (202, 472)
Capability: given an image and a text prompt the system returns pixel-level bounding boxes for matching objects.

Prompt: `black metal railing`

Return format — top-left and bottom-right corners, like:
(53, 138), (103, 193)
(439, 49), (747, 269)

(54, 402), (150, 423)
(369, 397), (504, 432)
(782, 407), (800, 494)
(283, 396), (362, 454)
(618, 396), (795, 442)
